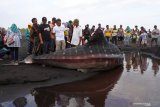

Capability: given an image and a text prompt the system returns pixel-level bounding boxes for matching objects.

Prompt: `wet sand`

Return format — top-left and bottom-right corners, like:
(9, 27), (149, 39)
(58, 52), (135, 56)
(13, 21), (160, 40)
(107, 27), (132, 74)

(0, 63), (98, 85)
(0, 39), (98, 102)
(0, 39), (99, 85)
(0, 70), (97, 103)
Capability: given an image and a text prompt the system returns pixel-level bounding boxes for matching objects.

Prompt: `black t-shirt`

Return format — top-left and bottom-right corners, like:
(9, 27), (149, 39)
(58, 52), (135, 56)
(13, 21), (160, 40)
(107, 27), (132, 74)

(83, 28), (91, 36)
(39, 24), (51, 41)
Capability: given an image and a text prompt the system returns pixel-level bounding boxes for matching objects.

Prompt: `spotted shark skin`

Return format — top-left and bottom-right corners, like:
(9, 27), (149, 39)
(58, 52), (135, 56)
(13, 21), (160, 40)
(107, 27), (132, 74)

(25, 29), (123, 72)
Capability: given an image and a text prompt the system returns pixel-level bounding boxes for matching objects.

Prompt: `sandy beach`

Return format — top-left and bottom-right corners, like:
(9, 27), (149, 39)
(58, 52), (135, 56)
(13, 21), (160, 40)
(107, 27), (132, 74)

(0, 39), (99, 85)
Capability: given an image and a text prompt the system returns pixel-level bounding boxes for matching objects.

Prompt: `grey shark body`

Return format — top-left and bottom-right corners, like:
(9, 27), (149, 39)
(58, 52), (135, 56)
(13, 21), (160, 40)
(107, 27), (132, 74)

(25, 29), (123, 72)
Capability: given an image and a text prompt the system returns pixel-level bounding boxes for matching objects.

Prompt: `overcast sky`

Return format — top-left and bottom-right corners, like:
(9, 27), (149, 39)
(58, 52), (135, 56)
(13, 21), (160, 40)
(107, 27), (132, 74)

(1, 0), (160, 29)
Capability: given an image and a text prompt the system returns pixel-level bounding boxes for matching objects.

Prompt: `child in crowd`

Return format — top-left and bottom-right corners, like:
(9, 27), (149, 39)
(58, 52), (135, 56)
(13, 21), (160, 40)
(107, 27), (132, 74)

(140, 30), (148, 47)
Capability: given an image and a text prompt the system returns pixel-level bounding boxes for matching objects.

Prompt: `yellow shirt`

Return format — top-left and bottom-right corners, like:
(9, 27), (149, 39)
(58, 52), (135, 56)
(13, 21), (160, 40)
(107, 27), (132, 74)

(112, 29), (118, 37)
(125, 32), (131, 37)
(104, 29), (112, 37)
(64, 30), (69, 37)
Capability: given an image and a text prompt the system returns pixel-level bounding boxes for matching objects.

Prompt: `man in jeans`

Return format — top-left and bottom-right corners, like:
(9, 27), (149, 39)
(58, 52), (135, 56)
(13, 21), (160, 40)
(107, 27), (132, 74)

(112, 25), (118, 45)
(39, 17), (51, 54)
(53, 18), (67, 51)
(151, 25), (160, 46)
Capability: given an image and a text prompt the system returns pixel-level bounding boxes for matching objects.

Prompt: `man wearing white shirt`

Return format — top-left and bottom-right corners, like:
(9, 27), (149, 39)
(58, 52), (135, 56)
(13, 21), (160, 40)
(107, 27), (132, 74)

(151, 25), (160, 46)
(71, 19), (82, 47)
(53, 19), (66, 51)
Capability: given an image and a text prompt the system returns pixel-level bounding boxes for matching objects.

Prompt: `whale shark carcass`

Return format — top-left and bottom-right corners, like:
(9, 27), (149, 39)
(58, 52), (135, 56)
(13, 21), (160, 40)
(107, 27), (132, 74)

(24, 29), (123, 72)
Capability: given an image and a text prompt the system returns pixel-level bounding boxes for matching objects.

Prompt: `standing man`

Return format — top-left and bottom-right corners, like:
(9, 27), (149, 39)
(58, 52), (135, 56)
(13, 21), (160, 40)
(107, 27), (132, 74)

(68, 20), (74, 42)
(39, 17), (51, 54)
(83, 24), (91, 42)
(53, 18), (67, 51)
(151, 25), (160, 46)
(71, 19), (82, 47)
(118, 25), (124, 45)
(135, 26), (140, 35)
(97, 23), (103, 31)
(49, 17), (56, 52)
(104, 25), (112, 42)
(30, 18), (41, 56)
(91, 25), (95, 35)
(112, 25), (118, 45)
(147, 29), (152, 46)
(135, 25), (140, 46)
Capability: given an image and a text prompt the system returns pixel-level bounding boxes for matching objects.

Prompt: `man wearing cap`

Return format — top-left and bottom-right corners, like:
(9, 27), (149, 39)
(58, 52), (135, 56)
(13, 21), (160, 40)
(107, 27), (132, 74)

(39, 17), (51, 54)
(151, 25), (160, 46)
(71, 19), (82, 47)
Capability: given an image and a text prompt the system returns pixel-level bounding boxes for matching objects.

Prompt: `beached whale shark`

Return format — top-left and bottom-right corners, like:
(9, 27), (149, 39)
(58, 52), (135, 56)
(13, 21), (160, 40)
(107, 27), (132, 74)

(24, 29), (123, 72)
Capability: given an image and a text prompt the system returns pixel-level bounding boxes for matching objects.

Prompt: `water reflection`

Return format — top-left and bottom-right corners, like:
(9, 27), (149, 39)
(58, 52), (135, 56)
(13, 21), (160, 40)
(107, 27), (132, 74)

(1, 52), (160, 107)
(125, 52), (160, 76)
(13, 97), (27, 107)
(125, 52), (132, 71)
(139, 54), (148, 74)
(152, 59), (160, 76)
(33, 68), (123, 107)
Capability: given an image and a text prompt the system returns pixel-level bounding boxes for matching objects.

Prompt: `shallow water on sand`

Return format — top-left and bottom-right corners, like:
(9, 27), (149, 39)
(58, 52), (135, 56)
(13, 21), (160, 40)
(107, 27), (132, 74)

(1, 52), (160, 107)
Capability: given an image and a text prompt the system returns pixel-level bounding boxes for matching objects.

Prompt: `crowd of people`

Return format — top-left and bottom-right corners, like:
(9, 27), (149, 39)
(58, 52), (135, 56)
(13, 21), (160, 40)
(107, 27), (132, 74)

(24, 17), (83, 56)
(0, 17), (160, 65)
(103, 25), (160, 47)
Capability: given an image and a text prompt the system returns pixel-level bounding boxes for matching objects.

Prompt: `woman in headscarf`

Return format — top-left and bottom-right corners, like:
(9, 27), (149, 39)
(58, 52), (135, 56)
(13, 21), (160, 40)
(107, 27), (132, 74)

(4, 24), (22, 65)
(124, 26), (132, 46)
(25, 23), (32, 55)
